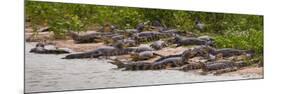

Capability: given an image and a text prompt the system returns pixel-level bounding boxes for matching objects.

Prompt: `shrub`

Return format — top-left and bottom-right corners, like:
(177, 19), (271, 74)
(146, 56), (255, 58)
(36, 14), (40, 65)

(25, 1), (264, 58)
(215, 29), (263, 55)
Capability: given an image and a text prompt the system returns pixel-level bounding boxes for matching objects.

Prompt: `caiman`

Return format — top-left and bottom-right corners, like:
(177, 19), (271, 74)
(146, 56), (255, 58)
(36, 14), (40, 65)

(150, 40), (168, 50)
(62, 46), (133, 59)
(30, 43), (70, 54)
(173, 36), (213, 47)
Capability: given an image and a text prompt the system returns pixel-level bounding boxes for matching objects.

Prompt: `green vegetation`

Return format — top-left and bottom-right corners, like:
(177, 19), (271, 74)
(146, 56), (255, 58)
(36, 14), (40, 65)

(25, 1), (263, 57)
(215, 29), (263, 54)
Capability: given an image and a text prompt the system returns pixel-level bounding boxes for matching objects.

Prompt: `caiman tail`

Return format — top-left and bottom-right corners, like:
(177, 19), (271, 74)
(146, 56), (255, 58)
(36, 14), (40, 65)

(155, 54), (182, 62)
(62, 53), (92, 59)
(45, 49), (70, 54)
(152, 53), (165, 57)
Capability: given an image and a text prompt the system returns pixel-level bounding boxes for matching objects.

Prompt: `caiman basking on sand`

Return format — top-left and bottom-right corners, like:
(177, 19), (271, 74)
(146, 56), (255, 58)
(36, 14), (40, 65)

(179, 46), (254, 72)
(148, 46), (216, 71)
(68, 32), (104, 43)
(62, 46), (134, 59)
(160, 29), (197, 37)
(173, 36), (214, 47)
(149, 40), (168, 50)
(200, 60), (249, 75)
(62, 41), (135, 59)
(110, 39), (138, 47)
(69, 31), (125, 44)
(132, 32), (175, 43)
(126, 46), (155, 53)
(153, 46), (215, 63)
(211, 48), (254, 57)
(62, 43), (155, 59)
(180, 62), (205, 72)
(130, 51), (164, 61)
(30, 43), (70, 54)
(180, 47), (255, 73)
(202, 60), (248, 72)
(108, 56), (185, 71)
(109, 46), (214, 71)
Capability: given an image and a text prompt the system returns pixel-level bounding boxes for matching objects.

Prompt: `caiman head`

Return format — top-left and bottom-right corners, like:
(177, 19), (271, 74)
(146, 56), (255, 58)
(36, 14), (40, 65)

(35, 42), (45, 48)
(29, 47), (45, 53)
(203, 46), (216, 55)
(111, 41), (128, 49)
(198, 36), (215, 46)
(181, 46), (216, 63)
(90, 50), (103, 58)
(173, 35), (183, 44)
(30, 43), (45, 53)
(107, 59), (125, 68)
(181, 49), (194, 64)
(136, 23), (145, 32)
(66, 32), (79, 39)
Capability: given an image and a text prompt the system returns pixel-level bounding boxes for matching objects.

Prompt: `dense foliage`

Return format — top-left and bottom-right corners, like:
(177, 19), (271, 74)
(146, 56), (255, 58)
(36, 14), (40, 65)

(25, 1), (263, 56)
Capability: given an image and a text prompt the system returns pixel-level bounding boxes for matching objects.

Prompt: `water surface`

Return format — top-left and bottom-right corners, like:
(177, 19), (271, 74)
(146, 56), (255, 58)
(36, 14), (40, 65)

(25, 43), (262, 93)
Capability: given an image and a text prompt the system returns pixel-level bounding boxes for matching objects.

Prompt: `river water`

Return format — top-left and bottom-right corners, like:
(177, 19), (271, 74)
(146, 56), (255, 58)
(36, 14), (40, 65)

(25, 43), (262, 93)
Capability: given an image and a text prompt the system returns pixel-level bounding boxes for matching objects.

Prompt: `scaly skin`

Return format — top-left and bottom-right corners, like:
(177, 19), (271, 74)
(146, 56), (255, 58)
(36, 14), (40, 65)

(178, 46), (216, 71)
(108, 45), (251, 73)
(132, 32), (174, 43)
(199, 53), (255, 75)
(174, 36), (213, 47)
(108, 60), (153, 70)
(181, 46), (216, 62)
(202, 60), (247, 72)
(111, 39), (139, 47)
(154, 46), (214, 63)
(62, 46), (134, 59)
(63, 44), (155, 59)
(150, 40), (168, 50)
(30, 48), (70, 54)
(154, 54), (182, 62)
(151, 57), (185, 70)
(136, 23), (145, 32)
(156, 45), (214, 65)
(181, 63), (203, 71)
(69, 31), (127, 44)
(68, 32), (104, 43)
(109, 57), (185, 71)
(213, 67), (238, 75)
(212, 48), (254, 57)
(127, 46), (155, 53)
(130, 51), (164, 61)
(29, 43), (70, 54)
(109, 46), (213, 71)
(160, 29), (196, 37)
